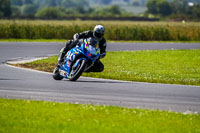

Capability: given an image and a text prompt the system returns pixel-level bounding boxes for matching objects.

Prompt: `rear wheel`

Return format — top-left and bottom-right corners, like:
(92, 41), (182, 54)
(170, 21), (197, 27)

(69, 59), (86, 81)
(53, 67), (63, 80)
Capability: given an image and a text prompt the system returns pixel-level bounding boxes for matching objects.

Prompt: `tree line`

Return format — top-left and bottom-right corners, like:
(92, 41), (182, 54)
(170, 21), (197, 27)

(0, 0), (199, 20)
(146, 0), (200, 20)
(0, 0), (132, 19)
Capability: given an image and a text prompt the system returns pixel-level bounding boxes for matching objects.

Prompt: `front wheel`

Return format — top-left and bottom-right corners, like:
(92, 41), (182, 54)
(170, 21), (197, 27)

(69, 59), (86, 81)
(53, 67), (63, 80)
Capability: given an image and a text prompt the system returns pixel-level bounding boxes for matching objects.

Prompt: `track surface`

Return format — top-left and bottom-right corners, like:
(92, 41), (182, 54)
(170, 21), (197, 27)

(0, 42), (200, 112)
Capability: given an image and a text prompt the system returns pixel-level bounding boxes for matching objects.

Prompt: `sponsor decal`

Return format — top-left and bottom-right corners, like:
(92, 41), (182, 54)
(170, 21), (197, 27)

(67, 60), (71, 67)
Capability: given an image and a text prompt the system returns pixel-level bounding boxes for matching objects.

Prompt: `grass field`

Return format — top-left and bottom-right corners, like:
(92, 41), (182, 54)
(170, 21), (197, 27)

(0, 98), (199, 133)
(15, 49), (200, 86)
(0, 20), (200, 41)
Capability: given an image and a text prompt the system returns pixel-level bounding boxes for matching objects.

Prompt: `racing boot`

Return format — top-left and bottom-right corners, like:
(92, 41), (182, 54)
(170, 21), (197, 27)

(54, 48), (67, 74)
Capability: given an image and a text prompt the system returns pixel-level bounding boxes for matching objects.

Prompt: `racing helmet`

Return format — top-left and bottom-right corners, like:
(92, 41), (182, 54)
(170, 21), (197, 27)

(93, 25), (105, 39)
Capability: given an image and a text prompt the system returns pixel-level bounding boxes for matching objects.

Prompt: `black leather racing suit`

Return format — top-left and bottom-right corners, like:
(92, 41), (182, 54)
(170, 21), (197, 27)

(58, 30), (107, 72)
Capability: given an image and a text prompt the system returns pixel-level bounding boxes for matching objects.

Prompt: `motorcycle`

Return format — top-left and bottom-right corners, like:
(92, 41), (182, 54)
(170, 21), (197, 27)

(53, 37), (100, 81)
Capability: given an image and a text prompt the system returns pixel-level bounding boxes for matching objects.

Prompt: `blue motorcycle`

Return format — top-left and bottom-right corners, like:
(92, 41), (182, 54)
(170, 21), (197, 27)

(53, 37), (100, 81)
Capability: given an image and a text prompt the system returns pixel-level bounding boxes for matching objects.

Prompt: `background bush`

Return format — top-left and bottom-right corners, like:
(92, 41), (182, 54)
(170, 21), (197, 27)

(0, 20), (199, 41)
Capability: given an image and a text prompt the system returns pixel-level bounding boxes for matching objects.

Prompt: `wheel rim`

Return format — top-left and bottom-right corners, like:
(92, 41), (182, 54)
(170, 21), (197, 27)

(69, 62), (81, 78)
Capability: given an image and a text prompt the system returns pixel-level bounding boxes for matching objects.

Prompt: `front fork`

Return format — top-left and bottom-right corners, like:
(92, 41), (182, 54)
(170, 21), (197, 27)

(58, 47), (67, 66)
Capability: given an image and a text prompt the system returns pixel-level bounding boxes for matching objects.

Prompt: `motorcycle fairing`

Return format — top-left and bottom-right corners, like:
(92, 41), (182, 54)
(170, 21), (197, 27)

(59, 38), (100, 79)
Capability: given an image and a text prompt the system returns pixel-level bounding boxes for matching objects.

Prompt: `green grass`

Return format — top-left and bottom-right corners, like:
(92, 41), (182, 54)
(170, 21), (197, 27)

(0, 98), (199, 133)
(89, 50), (200, 86)
(16, 49), (200, 86)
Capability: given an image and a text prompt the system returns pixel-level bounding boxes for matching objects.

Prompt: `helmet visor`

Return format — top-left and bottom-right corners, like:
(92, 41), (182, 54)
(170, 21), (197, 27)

(94, 32), (104, 38)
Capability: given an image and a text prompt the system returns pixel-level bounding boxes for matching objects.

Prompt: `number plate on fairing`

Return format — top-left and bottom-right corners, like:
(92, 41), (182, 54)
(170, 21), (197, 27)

(59, 70), (67, 77)
(67, 51), (76, 61)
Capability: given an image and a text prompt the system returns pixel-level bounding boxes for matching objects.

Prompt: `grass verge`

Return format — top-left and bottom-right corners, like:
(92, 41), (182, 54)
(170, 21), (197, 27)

(0, 98), (199, 133)
(15, 49), (200, 86)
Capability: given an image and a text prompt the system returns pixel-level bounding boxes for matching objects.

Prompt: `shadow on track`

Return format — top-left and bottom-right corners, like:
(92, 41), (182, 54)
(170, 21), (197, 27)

(0, 78), (20, 81)
(65, 79), (129, 84)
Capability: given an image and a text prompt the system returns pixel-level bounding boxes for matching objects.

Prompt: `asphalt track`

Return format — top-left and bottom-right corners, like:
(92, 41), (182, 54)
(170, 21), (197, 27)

(0, 42), (200, 113)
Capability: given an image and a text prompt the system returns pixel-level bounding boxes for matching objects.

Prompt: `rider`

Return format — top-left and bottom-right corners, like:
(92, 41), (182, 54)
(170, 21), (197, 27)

(55, 25), (107, 72)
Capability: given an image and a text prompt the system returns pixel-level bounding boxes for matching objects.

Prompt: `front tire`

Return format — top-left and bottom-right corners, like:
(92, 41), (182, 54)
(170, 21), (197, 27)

(69, 59), (86, 81)
(53, 67), (63, 80)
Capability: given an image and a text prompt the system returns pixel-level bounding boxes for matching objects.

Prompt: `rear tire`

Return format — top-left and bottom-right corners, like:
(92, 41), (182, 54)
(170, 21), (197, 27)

(53, 67), (63, 80)
(69, 59), (86, 81)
